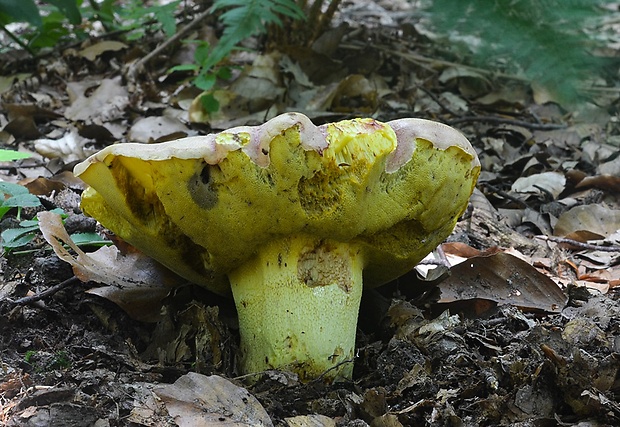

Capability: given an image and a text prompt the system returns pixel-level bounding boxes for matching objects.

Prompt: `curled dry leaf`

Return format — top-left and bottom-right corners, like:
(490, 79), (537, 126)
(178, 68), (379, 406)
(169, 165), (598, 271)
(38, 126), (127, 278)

(34, 130), (95, 162)
(438, 252), (568, 313)
(574, 174), (620, 193)
(65, 77), (129, 123)
(38, 211), (185, 322)
(128, 116), (189, 143)
(79, 41), (128, 61)
(511, 171), (566, 199)
(153, 373), (273, 427)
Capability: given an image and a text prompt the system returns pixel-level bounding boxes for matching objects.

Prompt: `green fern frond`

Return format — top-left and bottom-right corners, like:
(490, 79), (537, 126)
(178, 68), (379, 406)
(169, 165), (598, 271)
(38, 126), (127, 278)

(205, 0), (305, 70)
(429, 0), (610, 104)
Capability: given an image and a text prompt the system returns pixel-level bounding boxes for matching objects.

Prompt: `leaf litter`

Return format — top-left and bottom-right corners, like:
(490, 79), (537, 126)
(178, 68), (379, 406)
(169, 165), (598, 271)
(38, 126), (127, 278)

(1, 1), (620, 426)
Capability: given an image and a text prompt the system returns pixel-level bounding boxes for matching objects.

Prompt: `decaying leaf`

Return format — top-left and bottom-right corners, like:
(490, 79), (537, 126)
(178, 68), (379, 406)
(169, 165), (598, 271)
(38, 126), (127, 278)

(128, 116), (189, 143)
(438, 252), (567, 313)
(34, 130), (95, 162)
(511, 171), (566, 199)
(574, 174), (620, 193)
(554, 204), (620, 238)
(65, 77), (129, 123)
(285, 414), (336, 427)
(38, 211), (185, 322)
(79, 41), (128, 61)
(154, 373), (273, 427)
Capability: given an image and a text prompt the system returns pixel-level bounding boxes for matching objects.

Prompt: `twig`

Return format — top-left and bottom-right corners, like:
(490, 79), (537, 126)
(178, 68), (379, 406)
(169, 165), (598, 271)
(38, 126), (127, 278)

(346, 42), (530, 83)
(480, 183), (531, 209)
(0, 23), (35, 56)
(417, 245), (451, 268)
(126, 8), (212, 81)
(311, 356), (354, 384)
(536, 235), (620, 252)
(447, 115), (566, 130)
(8, 276), (80, 306)
(417, 85), (459, 116)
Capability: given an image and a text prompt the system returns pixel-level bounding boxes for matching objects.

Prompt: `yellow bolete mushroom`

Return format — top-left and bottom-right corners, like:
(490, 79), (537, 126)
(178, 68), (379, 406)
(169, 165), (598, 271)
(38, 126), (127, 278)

(74, 112), (480, 382)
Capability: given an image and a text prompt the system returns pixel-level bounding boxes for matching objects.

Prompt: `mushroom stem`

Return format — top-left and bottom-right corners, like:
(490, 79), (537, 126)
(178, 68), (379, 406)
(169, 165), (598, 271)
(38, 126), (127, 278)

(228, 235), (364, 382)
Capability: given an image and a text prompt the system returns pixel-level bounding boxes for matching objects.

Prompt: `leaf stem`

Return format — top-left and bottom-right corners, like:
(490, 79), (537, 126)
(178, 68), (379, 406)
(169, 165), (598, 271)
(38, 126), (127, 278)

(0, 24), (35, 56)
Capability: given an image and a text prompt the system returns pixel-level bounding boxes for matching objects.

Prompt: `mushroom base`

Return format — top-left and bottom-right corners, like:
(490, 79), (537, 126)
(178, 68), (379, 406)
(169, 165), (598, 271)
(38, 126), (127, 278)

(229, 235), (364, 382)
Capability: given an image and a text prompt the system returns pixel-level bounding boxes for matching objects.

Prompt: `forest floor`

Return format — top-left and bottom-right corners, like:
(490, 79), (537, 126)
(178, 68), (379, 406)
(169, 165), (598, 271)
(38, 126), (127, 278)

(1, 1), (620, 426)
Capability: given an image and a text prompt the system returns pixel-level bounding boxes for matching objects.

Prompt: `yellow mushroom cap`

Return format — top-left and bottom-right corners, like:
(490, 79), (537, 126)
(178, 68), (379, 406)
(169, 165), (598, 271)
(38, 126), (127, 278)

(74, 112), (480, 295)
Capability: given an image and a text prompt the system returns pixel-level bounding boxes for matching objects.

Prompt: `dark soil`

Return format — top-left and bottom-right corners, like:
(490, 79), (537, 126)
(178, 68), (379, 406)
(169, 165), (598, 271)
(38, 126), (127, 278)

(2, 233), (619, 426)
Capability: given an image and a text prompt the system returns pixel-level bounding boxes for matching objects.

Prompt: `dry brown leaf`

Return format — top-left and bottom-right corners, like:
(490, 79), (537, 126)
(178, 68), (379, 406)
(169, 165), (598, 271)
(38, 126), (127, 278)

(554, 204), (620, 237)
(438, 252), (567, 313)
(38, 211), (185, 322)
(34, 130), (95, 162)
(128, 116), (189, 143)
(154, 373), (273, 427)
(564, 230), (606, 243)
(511, 171), (566, 199)
(21, 176), (66, 196)
(65, 77), (129, 123)
(79, 41), (128, 61)
(285, 414), (336, 427)
(574, 174), (620, 193)
(441, 242), (502, 261)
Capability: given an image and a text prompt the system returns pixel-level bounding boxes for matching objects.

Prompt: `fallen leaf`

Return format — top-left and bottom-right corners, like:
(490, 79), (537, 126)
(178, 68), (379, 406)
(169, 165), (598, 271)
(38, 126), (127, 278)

(438, 252), (567, 313)
(154, 373), (273, 427)
(285, 414), (336, 427)
(34, 130), (95, 162)
(38, 211), (185, 322)
(554, 204), (620, 237)
(574, 174), (620, 193)
(128, 116), (189, 143)
(511, 171), (566, 199)
(65, 77), (129, 123)
(79, 41), (128, 61)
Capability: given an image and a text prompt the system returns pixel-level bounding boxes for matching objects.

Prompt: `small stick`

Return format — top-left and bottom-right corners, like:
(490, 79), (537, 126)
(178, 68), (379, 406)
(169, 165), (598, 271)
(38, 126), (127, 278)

(448, 115), (566, 130)
(126, 8), (212, 81)
(481, 183), (531, 209)
(8, 276), (80, 306)
(536, 235), (620, 252)
(417, 85), (459, 116)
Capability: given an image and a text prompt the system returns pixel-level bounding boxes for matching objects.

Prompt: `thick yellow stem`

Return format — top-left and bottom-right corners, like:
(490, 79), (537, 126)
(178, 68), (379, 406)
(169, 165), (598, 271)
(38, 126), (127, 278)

(229, 235), (364, 382)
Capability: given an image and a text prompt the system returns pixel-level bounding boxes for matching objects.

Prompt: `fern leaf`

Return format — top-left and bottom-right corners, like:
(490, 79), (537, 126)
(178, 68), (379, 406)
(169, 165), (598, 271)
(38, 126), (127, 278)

(205, 0), (304, 71)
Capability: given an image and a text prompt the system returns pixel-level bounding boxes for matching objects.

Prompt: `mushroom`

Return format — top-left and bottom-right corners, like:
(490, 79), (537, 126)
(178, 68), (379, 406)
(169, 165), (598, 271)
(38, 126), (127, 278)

(73, 112), (480, 382)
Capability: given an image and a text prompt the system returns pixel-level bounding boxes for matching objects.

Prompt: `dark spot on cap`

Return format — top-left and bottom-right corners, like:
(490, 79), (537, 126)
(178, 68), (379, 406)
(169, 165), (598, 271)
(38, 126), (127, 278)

(187, 164), (218, 209)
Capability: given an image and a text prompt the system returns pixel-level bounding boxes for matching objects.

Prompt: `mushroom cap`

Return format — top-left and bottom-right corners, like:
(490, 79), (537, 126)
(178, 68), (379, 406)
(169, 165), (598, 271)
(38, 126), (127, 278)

(74, 112), (480, 295)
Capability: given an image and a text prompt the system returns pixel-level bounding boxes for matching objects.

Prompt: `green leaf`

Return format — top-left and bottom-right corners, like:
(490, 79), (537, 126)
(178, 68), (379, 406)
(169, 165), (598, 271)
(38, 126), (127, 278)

(217, 66), (233, 79)
(0, 0), (42, 27)
(153, 1), (179, 37)
(0, 182), (41, 215)
(0, 149), (31, 161)
(70, 232), (111, 247)
(0, 206), (10, 221)
(203, 0), (305, 72)
(1, 225), (38, 249)
(194, 42), (211, 65)
(28, 19), (71, 49)
(47, 0), (82, 25)
(195, 73), (217, 91)
(1, 181), (31, 197)
(18, 219), (39, 227)
(169, 63), (199, 73)
(200, 93), (220, 113)
(2, 193), (40, 208)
